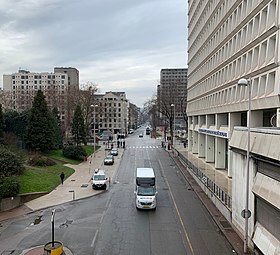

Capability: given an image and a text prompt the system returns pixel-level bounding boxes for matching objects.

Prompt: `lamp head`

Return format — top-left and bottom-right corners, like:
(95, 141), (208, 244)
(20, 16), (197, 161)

(238, 78), (249, 86)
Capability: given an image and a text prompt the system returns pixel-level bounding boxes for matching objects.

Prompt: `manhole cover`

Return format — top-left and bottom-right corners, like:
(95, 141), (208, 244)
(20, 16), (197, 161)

(81, 184), (88, 188)
(162, 187), (169, 190)
(220, 220), (232, 229)
(59, 219), (73, 229)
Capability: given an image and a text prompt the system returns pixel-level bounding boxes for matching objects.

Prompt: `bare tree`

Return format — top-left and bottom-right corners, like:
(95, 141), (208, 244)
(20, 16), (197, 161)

(78, 82), (100, 137)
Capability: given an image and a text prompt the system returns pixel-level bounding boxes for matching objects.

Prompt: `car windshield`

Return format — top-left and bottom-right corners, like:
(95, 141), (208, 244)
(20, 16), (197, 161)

(106, 155), (113, 159)
(94, 175), (106, 180)
(137, 186), (156, 196)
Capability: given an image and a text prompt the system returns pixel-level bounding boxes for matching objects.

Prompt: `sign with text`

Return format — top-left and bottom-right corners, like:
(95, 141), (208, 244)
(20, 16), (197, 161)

(198, 128), (228, 138)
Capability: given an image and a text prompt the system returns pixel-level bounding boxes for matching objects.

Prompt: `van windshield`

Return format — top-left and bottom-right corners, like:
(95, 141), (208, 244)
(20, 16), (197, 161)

(94, 175), (106, 180)
(137, 186), (156, 196)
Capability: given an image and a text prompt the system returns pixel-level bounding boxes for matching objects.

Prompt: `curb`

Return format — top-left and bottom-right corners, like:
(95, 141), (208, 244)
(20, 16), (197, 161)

(169, 152), (248, 255)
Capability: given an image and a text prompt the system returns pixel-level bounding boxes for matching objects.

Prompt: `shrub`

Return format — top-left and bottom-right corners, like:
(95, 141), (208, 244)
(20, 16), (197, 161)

(0, 177), (20, 198)
(0, 148), (25, 177)
(63, 145), (86, 160)
(28, 155), (56, 166)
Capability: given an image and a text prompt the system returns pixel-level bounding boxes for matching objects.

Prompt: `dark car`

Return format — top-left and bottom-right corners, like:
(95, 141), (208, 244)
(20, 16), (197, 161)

(104, 154), (114, 165)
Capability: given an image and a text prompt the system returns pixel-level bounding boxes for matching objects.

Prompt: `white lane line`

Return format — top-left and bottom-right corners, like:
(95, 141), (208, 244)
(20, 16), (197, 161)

(91, 229), (99, 247)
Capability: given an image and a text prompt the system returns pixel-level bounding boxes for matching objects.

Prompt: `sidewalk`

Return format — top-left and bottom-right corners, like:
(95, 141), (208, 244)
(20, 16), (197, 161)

(0, 145), (123, 221)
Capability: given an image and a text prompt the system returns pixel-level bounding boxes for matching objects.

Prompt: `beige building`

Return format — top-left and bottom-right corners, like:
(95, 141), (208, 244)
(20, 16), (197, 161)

(93, 92), (129, 136)
(187, 1), (280, 253)
(2, 67), (79, 133)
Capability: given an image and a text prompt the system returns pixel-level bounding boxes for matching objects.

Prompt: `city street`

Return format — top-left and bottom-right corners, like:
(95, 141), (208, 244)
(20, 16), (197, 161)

(0, 128), (234, 254)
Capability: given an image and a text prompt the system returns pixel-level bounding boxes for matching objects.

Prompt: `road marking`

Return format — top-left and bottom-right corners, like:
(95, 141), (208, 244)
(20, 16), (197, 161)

(159, 160), (195, 255)
(127, 146), (160, 149)
(91, 229), (99, 247)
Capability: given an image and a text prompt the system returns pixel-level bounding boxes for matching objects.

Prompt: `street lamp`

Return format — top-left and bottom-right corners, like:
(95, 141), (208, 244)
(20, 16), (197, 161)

(171, 104), (175, 147)
(91, 104), (98, 157)
(238, 78), (251, 253)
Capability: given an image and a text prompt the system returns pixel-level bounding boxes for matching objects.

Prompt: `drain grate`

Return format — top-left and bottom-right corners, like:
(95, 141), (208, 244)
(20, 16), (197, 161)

(220, 220), (232, 229)
(81, 184), (88, 188)
(1, 251), (15, 254)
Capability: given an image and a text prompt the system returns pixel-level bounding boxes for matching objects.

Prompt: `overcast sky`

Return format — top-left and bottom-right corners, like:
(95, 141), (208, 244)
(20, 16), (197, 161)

(0, 0), (187, 107)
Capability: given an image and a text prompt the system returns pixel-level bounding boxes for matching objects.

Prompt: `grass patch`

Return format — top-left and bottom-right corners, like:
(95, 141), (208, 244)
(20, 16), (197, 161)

(47, 145), (100, 164)
(19, 164), (75, 194)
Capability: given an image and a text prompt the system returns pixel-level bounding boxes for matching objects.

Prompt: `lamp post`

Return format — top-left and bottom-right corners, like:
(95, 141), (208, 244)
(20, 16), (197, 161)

(171, 104), (175, 147)
(91, 104), (98, 157)
(238, 78), (251, 253)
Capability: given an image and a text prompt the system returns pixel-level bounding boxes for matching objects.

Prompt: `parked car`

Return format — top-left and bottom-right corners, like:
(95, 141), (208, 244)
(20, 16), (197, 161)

(111, 148), (118, 156)
(104, 154), (114, 165)
(139, 133), (143, 138)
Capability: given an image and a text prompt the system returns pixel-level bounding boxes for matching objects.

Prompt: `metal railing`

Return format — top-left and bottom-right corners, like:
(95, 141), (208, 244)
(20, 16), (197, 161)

(177, 151), (232, 210)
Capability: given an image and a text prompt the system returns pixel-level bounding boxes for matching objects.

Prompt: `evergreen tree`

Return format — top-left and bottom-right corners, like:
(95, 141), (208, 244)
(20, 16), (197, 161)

(72, 104), (86, 145)
(26, 90), (54, 152)
(52, 107), (63, 149)
(0, 104), (4, 143)
(4, 110), (28, 140)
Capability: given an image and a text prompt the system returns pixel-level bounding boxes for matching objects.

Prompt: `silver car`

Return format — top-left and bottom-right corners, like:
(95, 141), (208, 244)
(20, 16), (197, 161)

(104, 154), (114, 165)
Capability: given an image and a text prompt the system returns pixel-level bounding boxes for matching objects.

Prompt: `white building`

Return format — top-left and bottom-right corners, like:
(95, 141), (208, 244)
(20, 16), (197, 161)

(2, 67), (79, 132)
(187, 1), (280, 253)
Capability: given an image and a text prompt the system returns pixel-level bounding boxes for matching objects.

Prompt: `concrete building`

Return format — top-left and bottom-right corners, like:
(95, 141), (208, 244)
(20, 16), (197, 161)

(128, 102), (140, 130)
(2, 67), (79, 133)
(93, 92), (129, 136)
(158, 68), (188, 129)
(187, 1), (280, 253)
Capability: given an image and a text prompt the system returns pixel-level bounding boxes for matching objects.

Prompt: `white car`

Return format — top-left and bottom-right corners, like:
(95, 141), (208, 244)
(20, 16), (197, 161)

(110, 148), (118, 156)
(91, 169), (109, 190)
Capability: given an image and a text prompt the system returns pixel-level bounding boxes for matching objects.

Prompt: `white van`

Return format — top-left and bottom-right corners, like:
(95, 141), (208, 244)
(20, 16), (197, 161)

(135, 168), (157, 210)
(91, 169), (109, 190)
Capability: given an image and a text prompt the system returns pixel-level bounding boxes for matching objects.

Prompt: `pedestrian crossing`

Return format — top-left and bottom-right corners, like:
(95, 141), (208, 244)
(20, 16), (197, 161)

(127, 145), (160, 149)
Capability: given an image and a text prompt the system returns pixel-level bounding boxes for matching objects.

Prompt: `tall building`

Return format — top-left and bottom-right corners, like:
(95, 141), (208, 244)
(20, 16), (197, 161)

(2, 67), (79, 133)
(158, 68), (188, 129)
(187, 1), (280, 253)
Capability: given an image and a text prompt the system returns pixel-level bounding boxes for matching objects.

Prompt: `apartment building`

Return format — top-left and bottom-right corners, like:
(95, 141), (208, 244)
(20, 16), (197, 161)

(187, 1), (280, 253)
(158, 68), (188, 129)
(128, 102), (140, 130)
(93, 92), (129, 136)
(2, 67), (79, 133)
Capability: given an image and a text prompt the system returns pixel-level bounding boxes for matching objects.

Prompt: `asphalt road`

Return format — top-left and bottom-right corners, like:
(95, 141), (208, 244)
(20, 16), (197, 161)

(0, 128), (234, 255)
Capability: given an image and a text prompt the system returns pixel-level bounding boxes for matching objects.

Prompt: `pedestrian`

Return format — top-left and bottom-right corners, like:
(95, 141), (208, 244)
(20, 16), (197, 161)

(111, 143), (114, 149)
(123, 140), (125, 148)
(117, 139), (120, 148)
(184, 141), (187, 148)
(60, 172), (65, 185)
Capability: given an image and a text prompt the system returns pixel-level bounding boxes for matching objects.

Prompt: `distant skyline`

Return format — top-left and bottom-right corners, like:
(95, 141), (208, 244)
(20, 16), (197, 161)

(0, 0), (187, 107)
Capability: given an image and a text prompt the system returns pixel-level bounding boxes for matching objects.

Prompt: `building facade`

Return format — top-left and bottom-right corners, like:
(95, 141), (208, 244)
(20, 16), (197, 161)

(187, 1), (280, 253)
(128, 102), (140, 130)
(158, 68), (188, 129)
(2, 67), (79, 133)
(93, 92), (129, 136)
